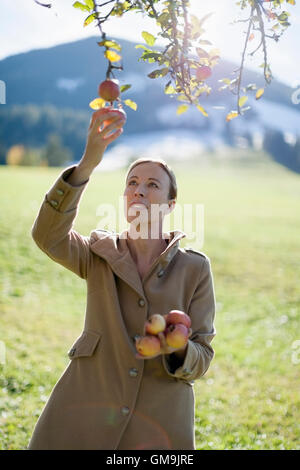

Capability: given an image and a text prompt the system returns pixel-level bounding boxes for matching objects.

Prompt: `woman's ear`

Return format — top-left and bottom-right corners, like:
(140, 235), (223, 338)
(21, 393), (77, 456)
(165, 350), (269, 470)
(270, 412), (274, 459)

(167, 199), (176, 214)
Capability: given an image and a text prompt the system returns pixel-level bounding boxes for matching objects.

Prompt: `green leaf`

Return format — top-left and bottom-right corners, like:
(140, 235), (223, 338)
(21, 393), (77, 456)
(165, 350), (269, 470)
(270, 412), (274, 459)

(135, 44), (150, 51)
(84, 0), (94, 10)
(139, 52), (162, 63)
(156, 12), (170, 27)
(72, 1), (90, 12)
(142, 31), (156, 47)
(83, 13), (96, 26)
(148, 68), (169, 79)
(124, 99), (137, 111)
(120, 84), (131, 93)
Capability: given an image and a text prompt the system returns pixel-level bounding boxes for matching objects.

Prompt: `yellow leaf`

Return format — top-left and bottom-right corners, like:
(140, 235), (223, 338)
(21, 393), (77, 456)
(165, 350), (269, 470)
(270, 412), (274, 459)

(89, 98), (106, 110)
(176, 104), (189, 115)
(124, 99), (137, 111)
(165, 84), (176, 95)
(196, 105), (208, 117)
(105, 50), (121, 62)
(141, 31), (156, 46)
(256, 88), (265, 100)
(97, 40), (122, 51)
(226, 111), (239, 122)
(238, 96), (248, 107)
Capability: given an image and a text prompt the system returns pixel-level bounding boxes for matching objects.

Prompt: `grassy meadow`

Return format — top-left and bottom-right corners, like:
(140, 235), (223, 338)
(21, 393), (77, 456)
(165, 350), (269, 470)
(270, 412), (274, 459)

(0, 149), (299, 450)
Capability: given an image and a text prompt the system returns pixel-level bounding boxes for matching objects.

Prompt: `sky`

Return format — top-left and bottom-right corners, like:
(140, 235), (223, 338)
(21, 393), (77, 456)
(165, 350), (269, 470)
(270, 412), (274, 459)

(0, 0), (300, 87)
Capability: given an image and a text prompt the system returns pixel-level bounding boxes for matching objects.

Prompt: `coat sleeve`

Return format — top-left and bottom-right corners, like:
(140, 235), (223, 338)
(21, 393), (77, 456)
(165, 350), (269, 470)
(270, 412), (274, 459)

(162, 256), (216, 382)
(31, 165), (92, 280)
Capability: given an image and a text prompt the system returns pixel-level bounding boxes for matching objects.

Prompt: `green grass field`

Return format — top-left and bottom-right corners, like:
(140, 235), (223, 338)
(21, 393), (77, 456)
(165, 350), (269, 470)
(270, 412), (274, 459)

(0, 149), (299, 450)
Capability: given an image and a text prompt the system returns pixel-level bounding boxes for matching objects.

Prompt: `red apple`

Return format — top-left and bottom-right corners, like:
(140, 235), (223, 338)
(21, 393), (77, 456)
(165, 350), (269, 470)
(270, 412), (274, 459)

(166, 310), (191, 329)
(165, 323), (189, 349)
(98, 79), (120, 102)
(196, 65), (212, 81)
(145, 314), (166, 335)
(135, 335), (161, 357)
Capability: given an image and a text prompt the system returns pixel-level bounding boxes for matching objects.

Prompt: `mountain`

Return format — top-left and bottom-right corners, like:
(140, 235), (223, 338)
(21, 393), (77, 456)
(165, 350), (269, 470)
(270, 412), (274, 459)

(0, 36), (300, 168)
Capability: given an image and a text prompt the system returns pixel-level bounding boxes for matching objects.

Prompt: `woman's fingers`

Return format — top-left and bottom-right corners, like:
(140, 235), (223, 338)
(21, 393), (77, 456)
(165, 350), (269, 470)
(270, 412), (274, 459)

(157, 332), (167, 348)
(101, 118), (125, 137)
(102, 128), (123, 145)
(90, 112), (120, 134)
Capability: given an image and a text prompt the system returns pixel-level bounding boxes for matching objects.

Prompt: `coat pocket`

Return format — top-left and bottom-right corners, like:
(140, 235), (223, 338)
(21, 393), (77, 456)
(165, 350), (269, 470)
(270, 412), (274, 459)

(67, 330), (102, 359)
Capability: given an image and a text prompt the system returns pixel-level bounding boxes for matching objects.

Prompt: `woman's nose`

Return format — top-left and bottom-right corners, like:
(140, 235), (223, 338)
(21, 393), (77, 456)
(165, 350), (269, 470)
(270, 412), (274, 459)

(134, 185), (145, 197)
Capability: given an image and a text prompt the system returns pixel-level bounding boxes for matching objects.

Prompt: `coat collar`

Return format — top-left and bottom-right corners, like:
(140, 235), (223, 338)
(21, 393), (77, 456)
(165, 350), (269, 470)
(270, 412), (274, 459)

(89, 229), (186, 297)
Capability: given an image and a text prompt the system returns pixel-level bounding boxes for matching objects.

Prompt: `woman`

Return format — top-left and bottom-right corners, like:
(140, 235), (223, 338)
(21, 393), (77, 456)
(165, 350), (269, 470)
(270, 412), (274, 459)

(27, 109), (216, 450)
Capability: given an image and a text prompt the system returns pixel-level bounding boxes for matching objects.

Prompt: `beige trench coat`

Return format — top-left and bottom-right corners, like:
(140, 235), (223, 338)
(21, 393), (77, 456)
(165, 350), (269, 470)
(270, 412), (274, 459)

(27, 165), (216, 450)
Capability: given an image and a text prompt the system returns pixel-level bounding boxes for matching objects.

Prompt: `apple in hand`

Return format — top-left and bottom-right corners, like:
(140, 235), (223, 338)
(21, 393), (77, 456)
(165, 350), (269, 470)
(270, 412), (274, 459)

(135, 335), (161, 357)
(165, 323), (189, 349)
(145, 314), (166, 335)
(98, 79), (120, 102)
(166, 310), (191, 329)
(90, 107), (127, 130)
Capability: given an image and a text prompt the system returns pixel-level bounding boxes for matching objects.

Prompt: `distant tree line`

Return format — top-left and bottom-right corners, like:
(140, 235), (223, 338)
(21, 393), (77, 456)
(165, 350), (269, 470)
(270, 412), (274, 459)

(0, 104), (300, 173)
(0, 104), (90, 166)
(263, 129), (300, 174)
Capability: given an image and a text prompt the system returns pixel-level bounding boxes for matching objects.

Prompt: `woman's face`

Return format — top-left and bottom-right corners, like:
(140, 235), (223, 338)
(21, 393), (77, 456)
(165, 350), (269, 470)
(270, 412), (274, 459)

(123, 162), (174, 225)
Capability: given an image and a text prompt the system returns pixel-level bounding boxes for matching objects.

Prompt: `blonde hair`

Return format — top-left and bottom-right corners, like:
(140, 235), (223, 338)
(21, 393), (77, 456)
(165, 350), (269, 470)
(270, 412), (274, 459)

(125, 157), (177, 200)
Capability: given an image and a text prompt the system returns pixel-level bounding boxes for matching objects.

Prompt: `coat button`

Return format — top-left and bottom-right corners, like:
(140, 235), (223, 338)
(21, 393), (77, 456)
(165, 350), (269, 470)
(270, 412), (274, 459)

(50, 199), (59, 207)
(138, 298), (145, 307)
(56, 188), (64, 196)
(157, 269), (164, 278)
(121, 406), (130, 416)
(129, 368), (138, 377)
(69, 347), (76, 357)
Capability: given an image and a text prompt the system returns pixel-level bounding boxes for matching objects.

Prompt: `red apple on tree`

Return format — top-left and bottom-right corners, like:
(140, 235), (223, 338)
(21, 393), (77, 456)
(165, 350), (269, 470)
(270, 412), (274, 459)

(196, 65), (212, 81)
(98, 79), (120, 102)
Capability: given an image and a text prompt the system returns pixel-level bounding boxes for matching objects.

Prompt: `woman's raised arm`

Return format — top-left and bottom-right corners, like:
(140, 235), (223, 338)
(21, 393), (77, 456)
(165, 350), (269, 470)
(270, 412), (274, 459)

(31, 109), (126, 279)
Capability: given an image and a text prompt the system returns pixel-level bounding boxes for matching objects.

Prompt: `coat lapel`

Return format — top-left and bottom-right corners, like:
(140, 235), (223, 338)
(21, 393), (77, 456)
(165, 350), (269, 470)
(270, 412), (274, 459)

(89, 229), (186, 297)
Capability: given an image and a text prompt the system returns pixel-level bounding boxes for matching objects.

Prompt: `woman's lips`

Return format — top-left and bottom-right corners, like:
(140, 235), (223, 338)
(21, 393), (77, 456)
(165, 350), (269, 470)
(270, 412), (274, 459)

(129, 202), (148, 209)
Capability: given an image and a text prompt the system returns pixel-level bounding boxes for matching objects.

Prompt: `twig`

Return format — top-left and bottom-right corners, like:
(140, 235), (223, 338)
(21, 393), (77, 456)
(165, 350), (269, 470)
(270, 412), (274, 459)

(236, 4), (255, 114)
(33, 0), (51, 7)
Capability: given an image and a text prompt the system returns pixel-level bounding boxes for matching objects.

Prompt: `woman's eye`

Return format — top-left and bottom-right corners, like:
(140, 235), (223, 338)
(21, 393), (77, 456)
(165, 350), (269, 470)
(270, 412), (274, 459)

(129, 181), (136, 185)
(149, 182), (158, 188)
